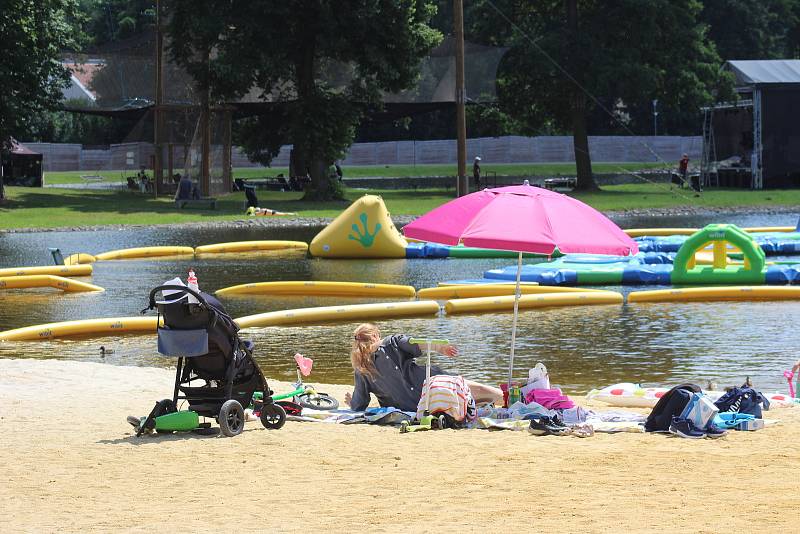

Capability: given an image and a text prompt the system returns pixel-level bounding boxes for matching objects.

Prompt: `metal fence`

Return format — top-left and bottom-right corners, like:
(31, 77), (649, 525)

(25, 135), (702, 173)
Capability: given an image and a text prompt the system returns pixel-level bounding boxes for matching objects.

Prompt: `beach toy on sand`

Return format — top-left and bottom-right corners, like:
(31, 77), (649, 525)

(586, 383), (667, 408)
(784, 370), (795, 399)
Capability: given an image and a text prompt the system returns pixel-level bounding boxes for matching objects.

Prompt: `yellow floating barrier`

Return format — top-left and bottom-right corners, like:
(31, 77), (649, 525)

(63, 253), (97, 265)
(743, 226), (796, 233)
(444, 291), (623, 315)
(625, 226), (796, 238)
(217, 281), (416, 298)
(624, 228), (699, 237)
(0, 264), (93, 278)
(0, 316), (161, 342)
(0, 275), (103, 293)
(195, 240), (309, 255)
(94, 246), (195, 261)
(627, 286), (800, 303)
(417, 284), (606, 299)
(235, 300), (440, 328)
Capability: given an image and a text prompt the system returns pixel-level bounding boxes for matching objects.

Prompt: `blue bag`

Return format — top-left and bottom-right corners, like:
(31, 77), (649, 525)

(713, 386), (770, 418)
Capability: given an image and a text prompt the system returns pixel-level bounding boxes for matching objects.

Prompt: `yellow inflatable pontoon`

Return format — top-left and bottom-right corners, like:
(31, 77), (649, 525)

(625, 226), (796, 238)
(195, 241), (308, 255)
(0, 264), (93, 278)
(627, 286), (800, 303)
(417, 284), (605, 300)
(217, 281), (416, 298)
(63, 253), (97, 265)
(94, 246), (195, 261)
(444, 291), (623, 315)
(235, 300), (440, 328)
(0, 275), (103, 293)
(309, 195), (408, 258)
(0, 316), (161, 341)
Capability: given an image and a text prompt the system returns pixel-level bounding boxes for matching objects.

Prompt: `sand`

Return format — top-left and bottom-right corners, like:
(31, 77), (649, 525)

(1, 358), (799, 533)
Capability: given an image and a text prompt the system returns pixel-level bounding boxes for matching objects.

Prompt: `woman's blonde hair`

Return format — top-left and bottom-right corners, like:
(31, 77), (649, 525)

(351, 323), (381, 378)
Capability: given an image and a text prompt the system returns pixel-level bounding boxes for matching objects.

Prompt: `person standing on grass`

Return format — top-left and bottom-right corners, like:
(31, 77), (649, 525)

(473, 156), (482, 188)
(678, 153), (689, 187)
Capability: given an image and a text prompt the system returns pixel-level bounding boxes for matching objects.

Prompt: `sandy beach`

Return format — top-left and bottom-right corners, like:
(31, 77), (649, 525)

(1, 357), (799, 533)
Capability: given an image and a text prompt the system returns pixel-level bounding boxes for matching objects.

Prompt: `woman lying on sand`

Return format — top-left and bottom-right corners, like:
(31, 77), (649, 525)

(344, 323), (503, 412)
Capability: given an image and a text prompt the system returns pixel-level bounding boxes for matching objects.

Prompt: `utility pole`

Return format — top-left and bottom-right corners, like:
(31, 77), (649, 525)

(153, 0), (163, 196)
(454, 0), (468, 197)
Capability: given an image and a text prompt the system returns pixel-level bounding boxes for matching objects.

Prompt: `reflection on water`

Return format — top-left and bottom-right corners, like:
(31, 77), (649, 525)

(1, 212), (799, 394)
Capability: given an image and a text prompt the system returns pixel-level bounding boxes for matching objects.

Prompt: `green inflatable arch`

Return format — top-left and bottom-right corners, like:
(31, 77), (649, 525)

(672, 224), (766, 285)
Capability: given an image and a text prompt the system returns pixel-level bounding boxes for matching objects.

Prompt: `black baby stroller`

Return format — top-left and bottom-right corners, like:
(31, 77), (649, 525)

(136, 284), (286, 437)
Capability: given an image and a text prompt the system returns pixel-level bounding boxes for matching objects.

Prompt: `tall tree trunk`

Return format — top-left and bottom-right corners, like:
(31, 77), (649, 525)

(566, 0), (597, 190)
(295, 44), (340, 200)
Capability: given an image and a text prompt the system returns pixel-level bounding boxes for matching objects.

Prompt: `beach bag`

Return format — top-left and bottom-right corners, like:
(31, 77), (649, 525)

(679, 393), (719, 430)
(713, 386), (770, 418)
(417, 375), (476, 425)
(644, 383), (703, 432)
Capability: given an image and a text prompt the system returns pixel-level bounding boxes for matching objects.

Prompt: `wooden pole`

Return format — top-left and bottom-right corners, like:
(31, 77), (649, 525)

(200, 52), (211, 197)
(454, 0), (468, 197)
(153, 0), (164, 195)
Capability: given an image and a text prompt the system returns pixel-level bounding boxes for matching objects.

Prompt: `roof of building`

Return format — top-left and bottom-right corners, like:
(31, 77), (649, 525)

(726, 60), (800, 86)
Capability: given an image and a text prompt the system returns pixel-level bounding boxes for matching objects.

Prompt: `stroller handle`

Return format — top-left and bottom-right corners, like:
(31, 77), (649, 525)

(142, 285), (208, 314)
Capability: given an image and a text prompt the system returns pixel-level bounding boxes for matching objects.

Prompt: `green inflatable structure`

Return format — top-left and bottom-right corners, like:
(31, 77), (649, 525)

(671, 224), (766, 285)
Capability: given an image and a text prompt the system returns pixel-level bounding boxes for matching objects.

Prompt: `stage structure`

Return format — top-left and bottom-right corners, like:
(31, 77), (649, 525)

(701, 60), (800, 189)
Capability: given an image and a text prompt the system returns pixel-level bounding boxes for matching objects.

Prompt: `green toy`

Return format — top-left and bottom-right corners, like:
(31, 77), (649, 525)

(399, 338), (450, 434)
(672, 224), (766, 285)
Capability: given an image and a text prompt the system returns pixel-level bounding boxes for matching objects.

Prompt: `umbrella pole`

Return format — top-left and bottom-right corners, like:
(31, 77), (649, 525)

(508, 251), (523, 390)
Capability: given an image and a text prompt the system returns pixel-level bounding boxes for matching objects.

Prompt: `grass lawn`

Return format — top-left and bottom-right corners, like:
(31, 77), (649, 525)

(2, 183), (800, 230)
(43, 162), (669, 185)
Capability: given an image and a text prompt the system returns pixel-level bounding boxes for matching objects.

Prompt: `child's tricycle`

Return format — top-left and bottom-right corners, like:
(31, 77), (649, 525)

(253, 353), (339, 427)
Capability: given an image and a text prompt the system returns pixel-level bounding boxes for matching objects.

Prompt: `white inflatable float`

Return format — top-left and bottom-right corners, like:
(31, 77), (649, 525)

(587, 382), (797, 409)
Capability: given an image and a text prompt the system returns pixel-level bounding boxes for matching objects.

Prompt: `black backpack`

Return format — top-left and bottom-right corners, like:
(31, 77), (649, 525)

(644, 383), (703, 432)
(714, 386), (770, 418)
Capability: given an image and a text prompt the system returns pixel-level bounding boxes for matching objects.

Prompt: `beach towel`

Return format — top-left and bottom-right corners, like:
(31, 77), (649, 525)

(525, 388), (575, 410)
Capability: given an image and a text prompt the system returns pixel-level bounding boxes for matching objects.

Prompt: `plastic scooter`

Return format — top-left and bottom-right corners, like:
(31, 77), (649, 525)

(400, 338), (449, 433)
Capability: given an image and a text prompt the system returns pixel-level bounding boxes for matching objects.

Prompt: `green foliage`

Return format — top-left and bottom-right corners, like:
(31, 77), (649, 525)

(166, 0), (442, 200)
(0, 0), (80, 141)
(83, 0), (155, 46)
(472, 0), (731, 136)
(701, 0), (800, 60)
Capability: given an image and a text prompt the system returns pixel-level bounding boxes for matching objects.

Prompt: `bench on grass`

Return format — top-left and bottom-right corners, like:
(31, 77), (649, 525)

(543, 177), (577, 190)
(175, 198), (217, 210)
(80, 175), (105, 182)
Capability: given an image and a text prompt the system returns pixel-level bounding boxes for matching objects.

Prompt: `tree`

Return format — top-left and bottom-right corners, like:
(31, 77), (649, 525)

(167, 0), (441, 200)
(0, 0), (80, 201)
(471, 0), (732, 190)
(701, 0), (798, 61)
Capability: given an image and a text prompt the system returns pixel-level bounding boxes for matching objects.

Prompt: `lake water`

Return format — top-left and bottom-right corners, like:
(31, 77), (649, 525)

(1, 211), (798, 394)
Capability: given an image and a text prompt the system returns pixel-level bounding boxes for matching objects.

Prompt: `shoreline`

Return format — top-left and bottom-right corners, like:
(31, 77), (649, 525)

(2, 357), (799, 532)
(1, 204), (798, 234)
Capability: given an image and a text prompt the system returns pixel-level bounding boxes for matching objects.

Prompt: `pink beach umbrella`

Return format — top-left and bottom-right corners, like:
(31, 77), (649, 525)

(403, 181), (638, 387)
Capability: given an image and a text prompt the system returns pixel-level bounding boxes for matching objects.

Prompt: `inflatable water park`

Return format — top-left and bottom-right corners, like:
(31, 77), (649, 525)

(4, 193), (800, 343)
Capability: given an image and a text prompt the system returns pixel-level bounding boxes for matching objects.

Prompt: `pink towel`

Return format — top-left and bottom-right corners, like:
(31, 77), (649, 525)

(526, 388), (575, 410)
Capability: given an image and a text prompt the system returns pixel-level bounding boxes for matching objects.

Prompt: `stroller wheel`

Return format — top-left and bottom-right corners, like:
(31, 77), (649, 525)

(218, 400), (245, 437)
(260, 403), (287, 430)
(297, 393), (339, 411)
